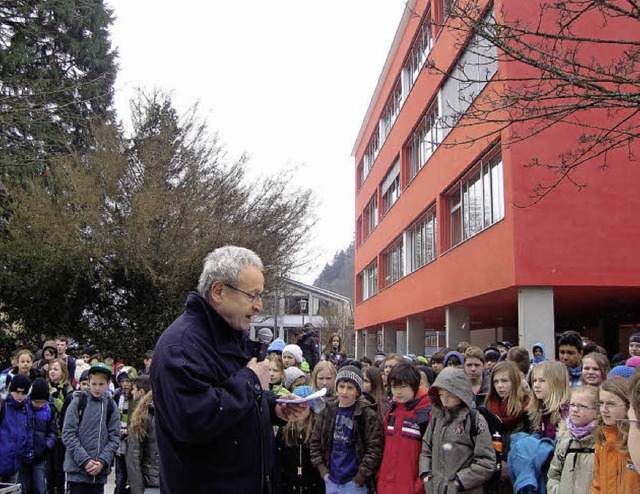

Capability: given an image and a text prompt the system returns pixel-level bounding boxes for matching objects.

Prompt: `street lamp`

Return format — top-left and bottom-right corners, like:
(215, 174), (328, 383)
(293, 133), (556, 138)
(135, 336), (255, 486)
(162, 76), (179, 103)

(300, 298), (308, 327)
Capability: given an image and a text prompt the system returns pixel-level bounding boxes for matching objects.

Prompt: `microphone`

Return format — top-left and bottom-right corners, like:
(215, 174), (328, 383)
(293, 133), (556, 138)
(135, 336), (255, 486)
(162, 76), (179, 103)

(256, 327), (273, 362)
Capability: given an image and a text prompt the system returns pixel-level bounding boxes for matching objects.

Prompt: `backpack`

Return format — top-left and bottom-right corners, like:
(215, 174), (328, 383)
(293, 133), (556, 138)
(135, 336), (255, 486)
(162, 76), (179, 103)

(430, 406), (502, 494)
(74, 392), (116, 426)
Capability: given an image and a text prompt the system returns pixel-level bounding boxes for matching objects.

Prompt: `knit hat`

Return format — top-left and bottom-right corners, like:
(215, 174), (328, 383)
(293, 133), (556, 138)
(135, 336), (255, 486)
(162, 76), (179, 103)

(284, 367), (306, 390)
(629, 333), (640, 344)
(29, 378), (50, 401)
(282, 344), (303, 364)
(267, 338), (286, 354)
(626, 356), (640, 369)
(116, 366), (138, 383)
(443, 351), (465, 367)
(9, 373), (31, 393)
(484, 349), (500, 362)
(42, 340), (58, 357)
(608, 365), (634, 379)
(293, 385), (316, 411)
(335, 365), (363, 395)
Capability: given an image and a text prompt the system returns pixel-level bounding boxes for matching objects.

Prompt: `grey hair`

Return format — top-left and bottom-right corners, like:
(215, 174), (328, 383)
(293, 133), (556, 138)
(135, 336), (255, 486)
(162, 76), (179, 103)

(197, 246), (264, 298)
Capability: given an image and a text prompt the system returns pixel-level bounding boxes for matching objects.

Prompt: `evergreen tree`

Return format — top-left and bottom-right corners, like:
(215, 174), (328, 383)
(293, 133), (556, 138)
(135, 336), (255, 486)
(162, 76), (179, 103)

(0, 0), (117, 178)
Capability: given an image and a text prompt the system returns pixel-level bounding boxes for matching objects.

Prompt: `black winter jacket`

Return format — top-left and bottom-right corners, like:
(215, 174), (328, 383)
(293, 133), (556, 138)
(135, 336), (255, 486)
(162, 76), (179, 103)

(151, 292), (281, 494)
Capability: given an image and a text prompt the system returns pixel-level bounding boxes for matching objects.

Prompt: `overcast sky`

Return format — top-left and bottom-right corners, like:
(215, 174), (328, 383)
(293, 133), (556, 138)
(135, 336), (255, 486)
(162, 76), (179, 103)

(106, 1), (406, 284)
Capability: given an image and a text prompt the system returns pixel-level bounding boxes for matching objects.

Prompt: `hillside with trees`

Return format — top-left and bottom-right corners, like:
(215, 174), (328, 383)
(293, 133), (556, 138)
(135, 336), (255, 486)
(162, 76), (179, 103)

(313, 241), (354, 302)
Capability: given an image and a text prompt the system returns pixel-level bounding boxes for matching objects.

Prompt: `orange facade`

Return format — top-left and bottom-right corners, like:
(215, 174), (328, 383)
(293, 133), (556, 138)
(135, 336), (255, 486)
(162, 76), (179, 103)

(353, 0), (640, 350)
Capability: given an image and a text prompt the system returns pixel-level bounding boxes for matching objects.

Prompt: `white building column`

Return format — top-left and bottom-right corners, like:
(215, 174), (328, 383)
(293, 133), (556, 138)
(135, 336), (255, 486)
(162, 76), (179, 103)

(382, 324), (396, 354)
(446, 306), (470, 348)
(396, 331), (407, 356)
(518, 287), (555, 359)
(406, 316), (425, 357)
(364, 329), (378, 358)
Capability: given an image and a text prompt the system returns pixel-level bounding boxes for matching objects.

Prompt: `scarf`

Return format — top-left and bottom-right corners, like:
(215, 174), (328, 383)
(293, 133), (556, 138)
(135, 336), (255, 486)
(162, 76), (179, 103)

(486, 395), (527, 430)
(566, 416), (597, 439)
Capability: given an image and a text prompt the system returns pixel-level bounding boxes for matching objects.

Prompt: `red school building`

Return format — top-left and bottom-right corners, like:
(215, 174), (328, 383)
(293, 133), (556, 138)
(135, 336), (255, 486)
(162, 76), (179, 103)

(352, 0), (640, 358)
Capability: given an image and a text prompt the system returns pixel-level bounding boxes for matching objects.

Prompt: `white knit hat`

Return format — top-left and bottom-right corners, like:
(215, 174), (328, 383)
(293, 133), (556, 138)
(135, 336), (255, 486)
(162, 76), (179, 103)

(282, 344), (303, 364)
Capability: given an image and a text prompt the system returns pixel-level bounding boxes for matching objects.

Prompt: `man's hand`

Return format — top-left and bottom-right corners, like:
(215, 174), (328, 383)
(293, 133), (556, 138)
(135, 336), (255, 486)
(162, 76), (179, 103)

(246, 358), (270, 390)
(274, 393), (311, 421)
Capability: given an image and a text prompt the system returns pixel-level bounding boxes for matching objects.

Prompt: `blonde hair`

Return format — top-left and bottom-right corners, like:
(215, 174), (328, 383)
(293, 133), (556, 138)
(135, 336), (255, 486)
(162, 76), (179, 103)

(487, 361), (530, 416)
(129, 391), (153, 442)
(310, 360), (336, 392)
(48, 358), (70, 385)
(595, 378), (630, 453)
(526, 360), (570, 431)
(282, 407), (315, 447)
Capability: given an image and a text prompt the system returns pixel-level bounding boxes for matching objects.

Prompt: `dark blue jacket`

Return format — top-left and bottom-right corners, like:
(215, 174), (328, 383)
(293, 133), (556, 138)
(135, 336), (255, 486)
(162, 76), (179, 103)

(151, 292), (280, 494)
(28, 400), (57, 461)
(0, 395), (33, 475)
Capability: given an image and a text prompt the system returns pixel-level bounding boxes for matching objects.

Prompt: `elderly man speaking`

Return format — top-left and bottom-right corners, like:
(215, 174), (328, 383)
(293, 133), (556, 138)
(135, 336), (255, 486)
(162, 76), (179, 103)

(151, 246), (306, 493)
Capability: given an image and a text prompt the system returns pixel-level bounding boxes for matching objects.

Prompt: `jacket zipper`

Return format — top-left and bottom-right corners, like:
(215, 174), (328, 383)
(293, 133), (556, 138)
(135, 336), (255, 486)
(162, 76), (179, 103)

(93, 399), (104, 484)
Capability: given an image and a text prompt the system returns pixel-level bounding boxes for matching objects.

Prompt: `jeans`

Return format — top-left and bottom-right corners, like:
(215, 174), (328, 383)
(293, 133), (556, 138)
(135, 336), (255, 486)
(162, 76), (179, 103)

(325, 478), (368, 494)
(114, 454), (130, 494)
(20, 458), (48, 494)
(67, 483), (104, 494)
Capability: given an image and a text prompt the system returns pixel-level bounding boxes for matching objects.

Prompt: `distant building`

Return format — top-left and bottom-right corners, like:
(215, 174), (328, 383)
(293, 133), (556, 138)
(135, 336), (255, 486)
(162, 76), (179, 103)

(250, 278), (354, 354)
(353, 0), (640, 358)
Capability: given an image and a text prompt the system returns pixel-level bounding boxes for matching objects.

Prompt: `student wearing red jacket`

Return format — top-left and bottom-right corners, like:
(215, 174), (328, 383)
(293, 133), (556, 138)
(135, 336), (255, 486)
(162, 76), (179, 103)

(378, 363), (432, 494)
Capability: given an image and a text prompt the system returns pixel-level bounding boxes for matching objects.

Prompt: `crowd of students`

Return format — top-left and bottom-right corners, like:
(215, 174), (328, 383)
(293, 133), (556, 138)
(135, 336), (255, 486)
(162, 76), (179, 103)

(2, 329), (640, 494)
(0, 336), (156, 494)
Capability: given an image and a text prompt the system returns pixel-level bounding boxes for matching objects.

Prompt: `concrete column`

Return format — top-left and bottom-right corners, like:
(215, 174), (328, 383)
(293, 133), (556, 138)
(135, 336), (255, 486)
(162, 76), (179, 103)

(406, 316), (425, 357)
(518, 287), (555, 358)
(446, 306), (470, 348)
(382, 324), (397, 354)
(396, 331), (407, 356)
(354, 330), (365, 359)
(365, 329), (378, 358)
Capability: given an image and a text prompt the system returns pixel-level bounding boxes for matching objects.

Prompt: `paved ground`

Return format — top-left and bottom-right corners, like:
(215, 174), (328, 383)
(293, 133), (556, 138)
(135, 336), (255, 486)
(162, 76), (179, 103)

(105, 470), (116, 491)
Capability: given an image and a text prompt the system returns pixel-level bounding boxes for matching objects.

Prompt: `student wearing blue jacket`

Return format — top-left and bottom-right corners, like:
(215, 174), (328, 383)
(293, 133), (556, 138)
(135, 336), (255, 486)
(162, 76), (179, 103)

(21, 377), (57, 494)
(0, 373), (33, 484)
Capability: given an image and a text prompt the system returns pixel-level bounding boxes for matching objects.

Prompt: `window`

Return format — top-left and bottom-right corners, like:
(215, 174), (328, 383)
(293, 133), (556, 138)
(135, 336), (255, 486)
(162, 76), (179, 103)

(382, 238), (404, 287)
(448, 150), (504, 248)
(403, 11), (433, 93)
(380, 78), (402, 144)
(439, 10), (498, 139)
(408, 207), (437, 271)
(356, 216), (363, 247)
(407, 102), (440, 182)
(381, 159), (400, 215)
(357, 162), (364, 190)
(363, 194), (378, 238)
(361, 261), (378, 301)
(362, 126), (380, 182)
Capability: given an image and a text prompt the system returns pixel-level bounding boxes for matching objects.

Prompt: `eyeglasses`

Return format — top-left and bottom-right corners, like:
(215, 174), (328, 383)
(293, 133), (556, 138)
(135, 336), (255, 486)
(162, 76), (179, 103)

(568, 402), (598, 411)
(223, 283), (263, 304)
(616, 418), (640, 426)
(597, 401), (627, 411)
